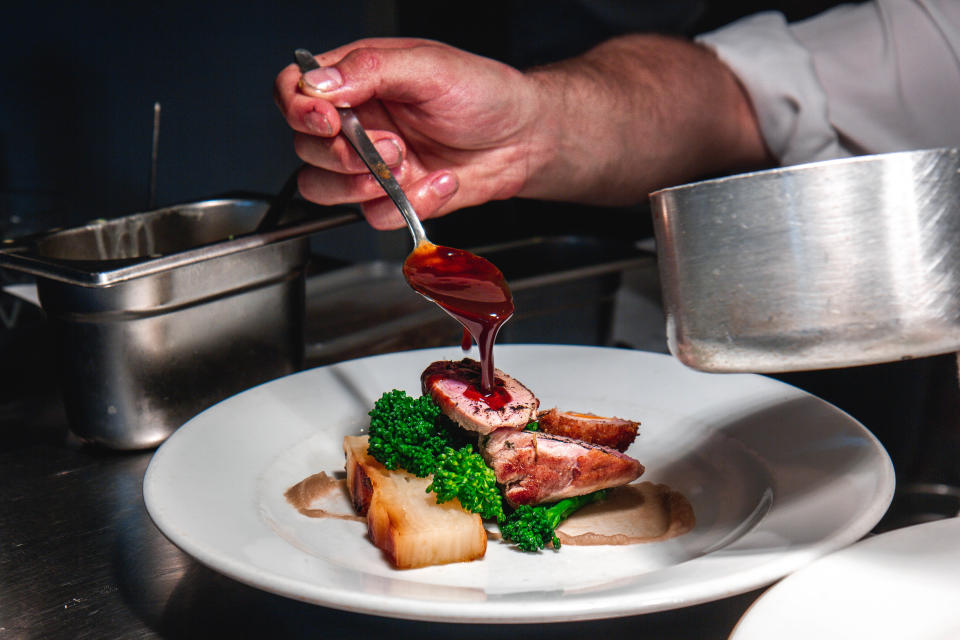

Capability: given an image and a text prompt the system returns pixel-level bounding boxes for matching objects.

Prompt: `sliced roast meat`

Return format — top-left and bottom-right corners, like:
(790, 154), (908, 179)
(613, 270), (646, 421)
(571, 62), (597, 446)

(421, 359), (539, 435)
(481, 429), (644, 506)
(537, 408), (639, 452)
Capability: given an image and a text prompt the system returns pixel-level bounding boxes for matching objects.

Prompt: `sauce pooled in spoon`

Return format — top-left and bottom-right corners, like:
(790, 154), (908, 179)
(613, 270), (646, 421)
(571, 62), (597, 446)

(403, 242), (513, 397)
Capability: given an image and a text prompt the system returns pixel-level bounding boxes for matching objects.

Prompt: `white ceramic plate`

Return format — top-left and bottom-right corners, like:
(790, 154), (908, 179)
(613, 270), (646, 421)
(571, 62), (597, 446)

(731, 516), (960, 639)
(143, 345), (894, 623)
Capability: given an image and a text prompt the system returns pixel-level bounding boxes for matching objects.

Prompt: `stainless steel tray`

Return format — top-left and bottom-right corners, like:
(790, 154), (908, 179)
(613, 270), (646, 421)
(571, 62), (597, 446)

(0, 197), (358, 286)
(0, 198), (358, 449)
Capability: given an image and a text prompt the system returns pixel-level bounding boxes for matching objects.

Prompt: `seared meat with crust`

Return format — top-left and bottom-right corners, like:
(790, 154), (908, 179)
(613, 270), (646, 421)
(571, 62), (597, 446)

(421, 359), (539, 435)
(538, 408), (639, 452)
(481, 429), (644, 506)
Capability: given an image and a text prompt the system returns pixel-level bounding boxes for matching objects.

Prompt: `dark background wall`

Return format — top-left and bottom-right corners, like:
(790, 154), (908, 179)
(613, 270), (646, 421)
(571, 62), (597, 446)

(0, 0), (842, 243)
(0, 1), (368, 239)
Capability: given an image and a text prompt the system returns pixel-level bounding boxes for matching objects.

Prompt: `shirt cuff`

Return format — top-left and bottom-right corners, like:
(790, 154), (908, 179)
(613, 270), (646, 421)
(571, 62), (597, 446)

(696, 11), (852, 166)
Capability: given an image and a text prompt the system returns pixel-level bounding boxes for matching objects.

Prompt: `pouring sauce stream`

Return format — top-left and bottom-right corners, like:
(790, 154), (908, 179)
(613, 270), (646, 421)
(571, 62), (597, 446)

(403, 242), (513, 396)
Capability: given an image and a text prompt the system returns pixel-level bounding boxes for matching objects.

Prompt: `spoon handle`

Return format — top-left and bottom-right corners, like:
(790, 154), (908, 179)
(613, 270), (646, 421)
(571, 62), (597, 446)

(337, 108), (429, 247)
(294, 49), (429, 248)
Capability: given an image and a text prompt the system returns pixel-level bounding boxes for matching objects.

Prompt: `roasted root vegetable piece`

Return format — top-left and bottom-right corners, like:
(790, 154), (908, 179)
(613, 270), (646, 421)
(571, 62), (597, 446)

(537, 408), (639, 452)
(365, 389), (504, 520)
(343, 435), (487, 569)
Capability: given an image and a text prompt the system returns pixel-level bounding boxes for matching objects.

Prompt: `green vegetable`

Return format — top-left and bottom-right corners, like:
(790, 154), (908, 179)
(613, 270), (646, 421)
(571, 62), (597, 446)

(524, 421), (539, 431)
(366, 389), (449, 477)
(366, 390), (505, 520)
(428, 446), (505, 521)
(500, 490), (608, 552)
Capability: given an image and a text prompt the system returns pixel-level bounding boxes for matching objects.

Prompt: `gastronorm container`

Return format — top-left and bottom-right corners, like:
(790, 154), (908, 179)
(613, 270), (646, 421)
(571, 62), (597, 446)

(650, 147), (960, 373)
(0, 198), (357, 449)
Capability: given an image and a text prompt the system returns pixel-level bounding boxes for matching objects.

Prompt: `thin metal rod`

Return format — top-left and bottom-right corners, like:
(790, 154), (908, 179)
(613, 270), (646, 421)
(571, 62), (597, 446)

(149, 102), (161, 210)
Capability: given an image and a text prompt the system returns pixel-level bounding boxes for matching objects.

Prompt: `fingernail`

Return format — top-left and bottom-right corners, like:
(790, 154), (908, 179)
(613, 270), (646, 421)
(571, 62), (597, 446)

(304, 110), (332, 136)
(302, 67), (343, 93)
(374, 139), (403, 166)
(430, 172), (459, 198)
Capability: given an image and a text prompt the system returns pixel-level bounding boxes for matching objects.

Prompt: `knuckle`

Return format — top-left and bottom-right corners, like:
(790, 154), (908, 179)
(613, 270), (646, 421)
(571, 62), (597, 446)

(347, 48), (382, 74)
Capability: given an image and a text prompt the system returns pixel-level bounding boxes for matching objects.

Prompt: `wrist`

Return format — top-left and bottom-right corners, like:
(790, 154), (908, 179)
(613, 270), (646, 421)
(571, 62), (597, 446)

(514, 64), (610, 202)
(513, 34), (773, 205)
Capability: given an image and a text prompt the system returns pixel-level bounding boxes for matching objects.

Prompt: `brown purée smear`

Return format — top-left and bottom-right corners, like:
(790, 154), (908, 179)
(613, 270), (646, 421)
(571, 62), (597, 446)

(284, 472), (364, 522)
(285, 472), (694, 545)
(556, 482), (695, 545)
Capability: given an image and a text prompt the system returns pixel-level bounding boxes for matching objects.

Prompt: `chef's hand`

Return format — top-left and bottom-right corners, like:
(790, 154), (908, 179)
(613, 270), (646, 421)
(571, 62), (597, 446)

(274, 36), (772, 230)
(275, 38), (543, 229)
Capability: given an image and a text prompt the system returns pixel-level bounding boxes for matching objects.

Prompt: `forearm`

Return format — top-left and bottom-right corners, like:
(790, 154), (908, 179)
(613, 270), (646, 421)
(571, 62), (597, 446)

(518, 34), (773, 204)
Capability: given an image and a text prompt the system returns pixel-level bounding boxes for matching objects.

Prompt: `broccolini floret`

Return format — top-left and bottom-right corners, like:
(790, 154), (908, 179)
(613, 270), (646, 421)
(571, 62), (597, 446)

(366, 390), (507, 520)
(366, 389), (449, 477)
(500, 490), (608, 551)
(428, 446), (505, 521)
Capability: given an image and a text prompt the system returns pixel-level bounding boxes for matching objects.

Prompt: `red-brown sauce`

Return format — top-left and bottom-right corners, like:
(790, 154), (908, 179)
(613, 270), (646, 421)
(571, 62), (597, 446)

(423, 363), (514, 411)
(403, 242), (513, 395)
(463, 379), (511, 411)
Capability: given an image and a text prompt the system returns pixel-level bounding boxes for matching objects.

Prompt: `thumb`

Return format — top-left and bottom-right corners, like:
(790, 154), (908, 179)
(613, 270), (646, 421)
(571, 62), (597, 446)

(299, 42), (464, 109)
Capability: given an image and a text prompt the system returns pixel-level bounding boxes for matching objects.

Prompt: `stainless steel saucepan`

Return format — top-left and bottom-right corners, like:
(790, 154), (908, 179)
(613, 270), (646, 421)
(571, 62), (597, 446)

(650, 147), (960, 373)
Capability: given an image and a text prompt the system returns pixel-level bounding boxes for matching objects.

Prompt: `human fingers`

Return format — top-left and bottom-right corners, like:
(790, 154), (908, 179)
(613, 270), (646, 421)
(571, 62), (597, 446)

(276, 39), (440, 134)
(274, 62), (341, 137)
(293, 131), (405, 174)
(308, 37), (439, 67)
(359, 171), (461, 230)
(296, 163), (405, 208)
(297, 41), (467, 109)
(297, 164), (459, 230)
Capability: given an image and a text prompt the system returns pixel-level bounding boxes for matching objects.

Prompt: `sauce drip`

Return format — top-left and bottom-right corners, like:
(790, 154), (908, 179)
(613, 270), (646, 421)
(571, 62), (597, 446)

(424, 366), (513, 411)
(463, 380), (511, 410)
(403, 243), (513, 394)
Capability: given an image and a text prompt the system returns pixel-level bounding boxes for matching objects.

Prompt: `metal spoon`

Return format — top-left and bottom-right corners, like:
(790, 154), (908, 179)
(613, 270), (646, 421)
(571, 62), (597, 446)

(294, 49), (513, 393)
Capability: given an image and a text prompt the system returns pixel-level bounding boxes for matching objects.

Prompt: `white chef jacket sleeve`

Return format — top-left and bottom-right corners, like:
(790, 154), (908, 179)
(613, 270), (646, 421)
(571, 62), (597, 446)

(696, 0), (960, 166)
